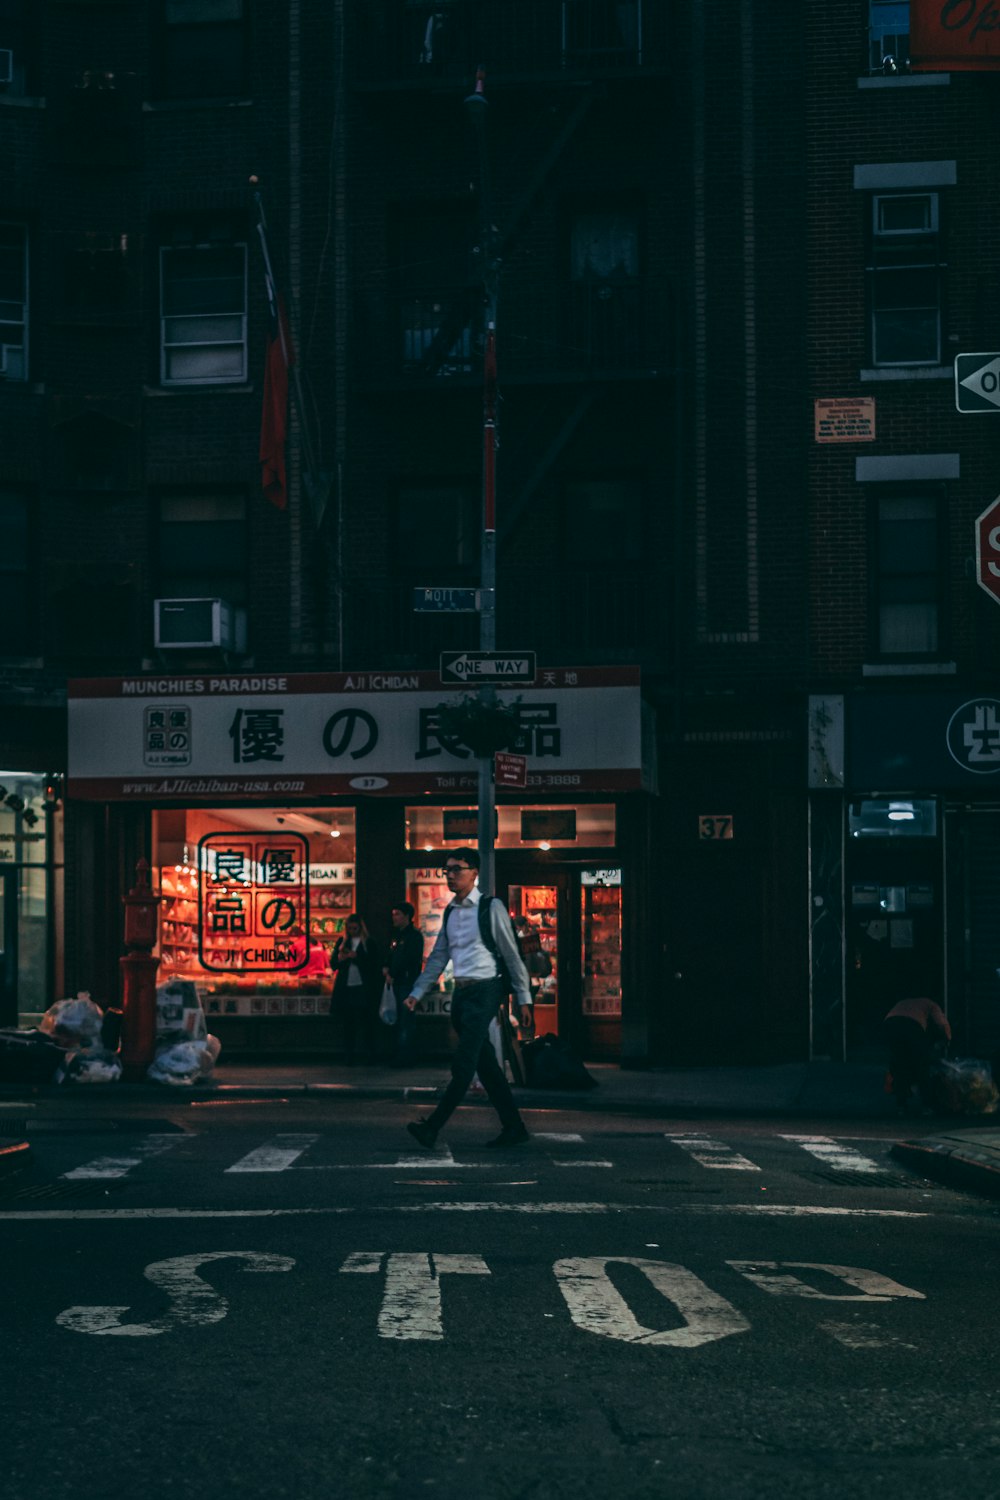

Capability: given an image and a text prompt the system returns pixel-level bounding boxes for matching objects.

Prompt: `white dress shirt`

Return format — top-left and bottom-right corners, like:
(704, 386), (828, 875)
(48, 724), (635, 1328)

(409, 883), (531, 1009)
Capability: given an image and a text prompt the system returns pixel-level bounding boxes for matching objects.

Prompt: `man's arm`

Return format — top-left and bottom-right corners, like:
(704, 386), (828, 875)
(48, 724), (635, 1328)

(489, 900), (532, 1016)
(405, 915), (452, 1006)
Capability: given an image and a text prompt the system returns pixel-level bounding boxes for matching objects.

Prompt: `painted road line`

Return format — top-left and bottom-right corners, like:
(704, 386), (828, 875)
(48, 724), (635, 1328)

(665, 1134), (762, 1171)
(534, 1133), (585, 1143)
(550, 1160), (614, 1169)
(819, 1320), (917, 1351)
(343, 1252), (491, 1341)
(555, 1256), (750, 1348)
(62, 1135), (184, 1181)
(297, 1145), (498, 1171)
(0, 1202), (930, 1222)
(781, 1135), (889, 1175)
(56, 1251), (295, 1337)
(225, 1134), (320, 1173)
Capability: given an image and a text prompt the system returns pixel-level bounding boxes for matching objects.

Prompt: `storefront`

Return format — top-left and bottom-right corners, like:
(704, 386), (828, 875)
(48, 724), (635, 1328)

(67, 667), (651, 1061)
(809, 690), (1000, 1062)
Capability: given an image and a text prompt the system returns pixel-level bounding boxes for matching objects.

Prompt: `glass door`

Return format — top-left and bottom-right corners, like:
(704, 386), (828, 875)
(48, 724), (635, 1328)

(580, 868), (622, 1058)
(505, 878), (566, 1038)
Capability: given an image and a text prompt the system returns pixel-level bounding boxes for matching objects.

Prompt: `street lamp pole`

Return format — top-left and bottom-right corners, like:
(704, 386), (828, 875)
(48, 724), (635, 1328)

(466, 67), (500, 895)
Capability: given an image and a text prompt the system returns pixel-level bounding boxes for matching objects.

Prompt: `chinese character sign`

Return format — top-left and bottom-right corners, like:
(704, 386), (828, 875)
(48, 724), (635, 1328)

(198, 832), (309, 972)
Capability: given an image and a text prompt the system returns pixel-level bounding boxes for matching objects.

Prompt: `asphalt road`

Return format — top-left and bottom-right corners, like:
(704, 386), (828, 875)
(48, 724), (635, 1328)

(3, 1097), (999, 1500)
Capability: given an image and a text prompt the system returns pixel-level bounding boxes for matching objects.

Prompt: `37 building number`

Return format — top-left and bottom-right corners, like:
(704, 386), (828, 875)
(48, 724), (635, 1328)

(699, 815), (733, 841)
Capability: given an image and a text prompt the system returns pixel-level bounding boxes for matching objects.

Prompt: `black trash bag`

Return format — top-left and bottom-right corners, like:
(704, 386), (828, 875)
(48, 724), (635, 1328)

(0, 1028), (67, 1084)
(521, 1035), (599, 1091)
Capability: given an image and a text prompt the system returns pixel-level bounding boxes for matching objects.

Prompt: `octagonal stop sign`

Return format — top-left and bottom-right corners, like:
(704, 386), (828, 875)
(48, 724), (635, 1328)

(976, 496), (1000, 606)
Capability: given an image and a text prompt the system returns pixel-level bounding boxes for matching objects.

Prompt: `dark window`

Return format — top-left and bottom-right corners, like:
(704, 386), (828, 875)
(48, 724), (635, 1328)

(875, 494), (940, 655)
(157, 492), (248, 604)
(160, 234), (247, 385)
(396, 484), (478, 573)
(868, 192), (942, 366)
(0, 490), (32, 653)
(391, 203), (475, 376)
(0, 0), (36, 97)
(565, 478), (642, 564)
(0, 222), (28, 381)
(568, 206), (642, 368)
(158, 0), (246, 100)
(869, 1), (909, 74)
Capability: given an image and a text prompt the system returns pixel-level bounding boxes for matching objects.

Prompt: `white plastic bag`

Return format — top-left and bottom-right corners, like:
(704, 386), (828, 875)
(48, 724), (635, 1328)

(147, 1034), (220, 1087)
(66, 1048), (122, 1085)
(378, 982), (397, 1025)
(39, 994), (104, 1051)
(155, 981), (207, 1042)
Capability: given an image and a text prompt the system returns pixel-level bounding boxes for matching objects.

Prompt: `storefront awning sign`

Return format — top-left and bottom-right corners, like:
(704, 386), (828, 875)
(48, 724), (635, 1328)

(67, 668), (642, 800)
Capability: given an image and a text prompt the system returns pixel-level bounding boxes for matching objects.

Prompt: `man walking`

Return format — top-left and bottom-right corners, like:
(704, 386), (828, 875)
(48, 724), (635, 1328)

(404, 849), (532, 1149)
(383, 901), (424, 1066)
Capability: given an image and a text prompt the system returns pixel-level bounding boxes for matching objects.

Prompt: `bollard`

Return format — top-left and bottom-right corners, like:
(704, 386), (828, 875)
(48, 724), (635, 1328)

(119, 859), (161, 1083)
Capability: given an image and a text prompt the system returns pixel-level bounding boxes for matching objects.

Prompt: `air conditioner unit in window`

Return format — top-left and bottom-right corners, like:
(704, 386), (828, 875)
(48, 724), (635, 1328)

(0, 50), (13, 86)
(154, 598), (246, 652)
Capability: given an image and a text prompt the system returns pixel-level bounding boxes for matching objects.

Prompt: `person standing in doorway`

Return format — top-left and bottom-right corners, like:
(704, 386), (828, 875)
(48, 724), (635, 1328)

(383, 901), (424, 1066)
(403, 849), (533, 1149)
(331, 913), (379, 1065)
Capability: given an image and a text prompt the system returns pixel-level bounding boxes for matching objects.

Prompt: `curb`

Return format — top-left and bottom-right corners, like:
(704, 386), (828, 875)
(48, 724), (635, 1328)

(891, 1138), (1000, 1197)
(0, 1139), (33, 1177)
(0, 1078), (903, 1121)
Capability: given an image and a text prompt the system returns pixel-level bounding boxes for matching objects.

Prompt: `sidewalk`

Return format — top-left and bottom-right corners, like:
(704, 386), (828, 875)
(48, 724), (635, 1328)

(892, 1128), (1000, 1198)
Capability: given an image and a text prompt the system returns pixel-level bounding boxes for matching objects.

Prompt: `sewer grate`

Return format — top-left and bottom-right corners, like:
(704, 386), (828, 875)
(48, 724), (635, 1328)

(0, 1176), (132, 1204)
(0, 1119), (29, 1137)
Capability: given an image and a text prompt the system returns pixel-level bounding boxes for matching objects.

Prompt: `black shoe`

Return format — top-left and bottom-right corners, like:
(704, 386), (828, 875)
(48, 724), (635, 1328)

(406, 1120), (438, 1151)
(484, 1124), (530, 1149)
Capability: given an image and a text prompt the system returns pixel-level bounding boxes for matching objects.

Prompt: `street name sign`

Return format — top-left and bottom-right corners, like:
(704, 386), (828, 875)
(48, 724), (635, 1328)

(412, 587), (481, 613)
(495, 751), (527, 788)
(955, 353), (1000, 412)
(440, 650), (537, 685)
(976, 495), (1000, 606)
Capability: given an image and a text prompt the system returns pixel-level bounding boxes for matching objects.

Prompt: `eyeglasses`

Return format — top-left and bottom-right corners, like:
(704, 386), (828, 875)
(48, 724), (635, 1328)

(440, 864), (471, 876)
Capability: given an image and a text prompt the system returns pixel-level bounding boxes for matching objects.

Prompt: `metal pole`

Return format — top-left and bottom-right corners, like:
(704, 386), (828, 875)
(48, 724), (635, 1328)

(467, 69), (500, 895)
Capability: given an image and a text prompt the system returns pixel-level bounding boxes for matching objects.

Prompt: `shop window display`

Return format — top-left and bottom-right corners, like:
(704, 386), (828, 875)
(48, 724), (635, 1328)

(152, 807), (355, 1018)
(581, 869), (622, 1018)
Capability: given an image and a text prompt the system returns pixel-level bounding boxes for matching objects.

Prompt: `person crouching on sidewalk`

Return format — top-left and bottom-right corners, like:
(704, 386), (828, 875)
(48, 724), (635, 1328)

(883, 994), (951, 1114)
(403, 849), (532, 1150)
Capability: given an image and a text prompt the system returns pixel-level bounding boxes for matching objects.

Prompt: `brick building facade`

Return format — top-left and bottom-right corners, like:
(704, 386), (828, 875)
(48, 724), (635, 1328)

(6, 2), (991, 1068)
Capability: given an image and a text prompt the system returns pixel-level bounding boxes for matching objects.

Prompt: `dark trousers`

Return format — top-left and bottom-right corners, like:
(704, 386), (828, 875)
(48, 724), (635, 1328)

(425, 978), (522, 1135)
(884, 1016), (932, 1104)
(339, 994), (376, 1063)
(392, 980), (416, 1063)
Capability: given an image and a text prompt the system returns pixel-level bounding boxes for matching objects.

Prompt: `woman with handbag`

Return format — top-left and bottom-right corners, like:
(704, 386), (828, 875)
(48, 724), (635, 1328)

(331, 913), (379, 1065)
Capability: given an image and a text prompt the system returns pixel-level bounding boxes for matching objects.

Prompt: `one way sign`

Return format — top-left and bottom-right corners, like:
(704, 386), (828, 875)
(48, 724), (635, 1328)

(440, 651), (537, 685)
(955, 353), (1000, 412)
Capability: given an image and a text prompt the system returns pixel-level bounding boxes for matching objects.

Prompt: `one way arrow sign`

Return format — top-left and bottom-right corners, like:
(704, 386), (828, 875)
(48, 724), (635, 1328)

(440, 651), (537, 685)
(955, 352), (1000, 412)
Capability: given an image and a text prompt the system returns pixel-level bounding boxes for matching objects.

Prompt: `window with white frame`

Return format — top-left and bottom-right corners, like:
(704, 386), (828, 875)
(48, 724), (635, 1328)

(157, 491), (248, 603)
(869, 1), (909, 74)
(0, 223), (28, 382)
(868, 192), (942, 366)
(160, 237), (247, 386)
(874, 493), (940, 655)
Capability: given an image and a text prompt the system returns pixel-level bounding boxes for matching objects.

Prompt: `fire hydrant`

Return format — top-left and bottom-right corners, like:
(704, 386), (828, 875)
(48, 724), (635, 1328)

(119, 858), (161, 1082)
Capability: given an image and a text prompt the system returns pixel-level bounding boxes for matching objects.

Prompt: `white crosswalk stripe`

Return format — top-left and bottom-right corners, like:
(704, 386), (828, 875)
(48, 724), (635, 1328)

(225, 1134), (320, 1174)
(664, 1133), (762, 1171)
(61, 1135), (183, 1180)
(779, 1135), (889, 1175)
